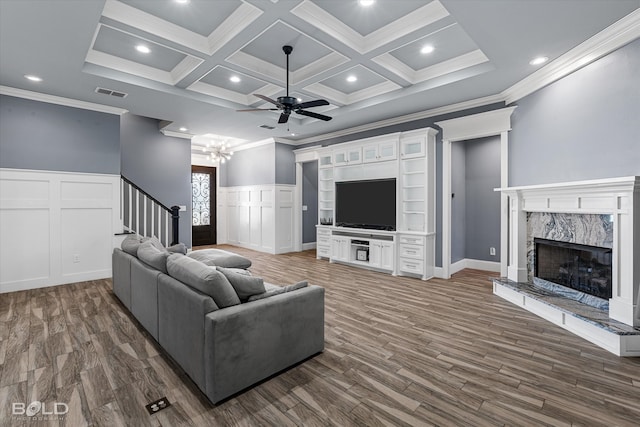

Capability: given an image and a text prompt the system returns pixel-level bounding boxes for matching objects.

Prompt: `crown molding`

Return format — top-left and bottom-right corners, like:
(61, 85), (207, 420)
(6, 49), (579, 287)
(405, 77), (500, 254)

(160, 130), (193, 139)
(293, 93), (505, 145)
(0, 86), (128, 115)
(503, 8), (640, 104)
(232, 137), (276, 152)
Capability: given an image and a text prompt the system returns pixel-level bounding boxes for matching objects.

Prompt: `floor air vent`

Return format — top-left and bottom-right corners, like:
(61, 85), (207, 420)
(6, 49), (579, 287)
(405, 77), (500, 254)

(95, 87), (128, 98)
(260, 124), (276, 129)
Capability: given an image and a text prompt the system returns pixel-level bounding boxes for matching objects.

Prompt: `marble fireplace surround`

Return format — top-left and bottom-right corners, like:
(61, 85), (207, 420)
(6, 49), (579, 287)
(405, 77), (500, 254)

(499, 176), (639, 327)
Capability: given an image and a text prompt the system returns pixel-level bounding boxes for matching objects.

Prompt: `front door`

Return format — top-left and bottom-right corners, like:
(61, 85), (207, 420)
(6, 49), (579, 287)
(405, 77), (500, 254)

(191, 166), (217, 246)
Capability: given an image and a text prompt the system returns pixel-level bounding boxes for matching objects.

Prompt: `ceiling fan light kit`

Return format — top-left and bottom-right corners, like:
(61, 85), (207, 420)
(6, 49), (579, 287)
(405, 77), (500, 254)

(237, 45), (332, 125)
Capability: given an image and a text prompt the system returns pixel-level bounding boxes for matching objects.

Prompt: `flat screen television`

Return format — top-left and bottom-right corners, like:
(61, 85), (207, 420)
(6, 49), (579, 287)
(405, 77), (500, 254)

(335, 179), (396, 230)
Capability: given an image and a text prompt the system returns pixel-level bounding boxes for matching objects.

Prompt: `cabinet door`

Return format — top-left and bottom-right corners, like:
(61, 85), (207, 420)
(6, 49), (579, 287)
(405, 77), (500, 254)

(369, 242), (381, 267)
(334, 150), (348, 166)
(379, 242), (394, 270)
(319, 153), (333, 168)
(331, 237), (348, 261)
(401, 137), (425, 159)
(362, 144), (378, 163)
(378, 141), (397, 161)
(347, 148), (362, 165)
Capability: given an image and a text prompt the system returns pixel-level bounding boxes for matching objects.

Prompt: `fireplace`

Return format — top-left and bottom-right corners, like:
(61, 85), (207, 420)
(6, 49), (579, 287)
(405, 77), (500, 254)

(534, 238), (612, 300)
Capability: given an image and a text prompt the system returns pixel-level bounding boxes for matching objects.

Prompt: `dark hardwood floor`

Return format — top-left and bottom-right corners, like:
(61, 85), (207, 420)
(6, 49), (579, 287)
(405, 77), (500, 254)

(1, 245), (639, 426)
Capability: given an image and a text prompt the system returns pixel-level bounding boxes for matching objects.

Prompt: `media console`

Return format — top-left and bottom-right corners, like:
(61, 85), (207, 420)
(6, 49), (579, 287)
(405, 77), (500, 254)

(317, 226), (435, 280)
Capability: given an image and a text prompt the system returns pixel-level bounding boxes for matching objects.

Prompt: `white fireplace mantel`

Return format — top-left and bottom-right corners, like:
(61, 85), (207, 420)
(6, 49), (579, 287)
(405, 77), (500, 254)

(497, 176), (640, 327)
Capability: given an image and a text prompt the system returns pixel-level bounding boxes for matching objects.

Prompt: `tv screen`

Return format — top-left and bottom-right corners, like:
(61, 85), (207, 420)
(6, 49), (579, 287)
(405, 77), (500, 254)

(335, 179), (396, 230)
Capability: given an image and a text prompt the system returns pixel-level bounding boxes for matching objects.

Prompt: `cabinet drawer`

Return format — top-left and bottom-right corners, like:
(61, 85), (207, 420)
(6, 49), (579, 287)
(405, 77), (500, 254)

(399, 235), (425, 246)
(318, 236), (330, 246)
(317, 246), (330, 257)
(399, 244), (423, 260)
(317, 228), (331, 236)
(399, 258), (424, 274)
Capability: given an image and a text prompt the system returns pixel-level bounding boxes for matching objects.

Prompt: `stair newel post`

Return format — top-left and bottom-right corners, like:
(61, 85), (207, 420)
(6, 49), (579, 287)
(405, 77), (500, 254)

(170, 205), (180, 245)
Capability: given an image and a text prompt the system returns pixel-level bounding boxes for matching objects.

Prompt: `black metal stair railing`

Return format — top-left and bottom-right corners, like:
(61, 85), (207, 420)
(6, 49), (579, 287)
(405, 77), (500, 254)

(120, 175), (180, 246)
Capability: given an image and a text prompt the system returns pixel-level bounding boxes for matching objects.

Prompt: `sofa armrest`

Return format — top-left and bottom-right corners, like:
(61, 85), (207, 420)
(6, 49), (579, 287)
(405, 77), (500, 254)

(157, 274), (218, 392)
(203, 285), (324, 403)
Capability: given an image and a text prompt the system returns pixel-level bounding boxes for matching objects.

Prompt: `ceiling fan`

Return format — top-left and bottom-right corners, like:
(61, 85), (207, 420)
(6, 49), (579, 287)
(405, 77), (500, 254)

(237, 45), (332, 124)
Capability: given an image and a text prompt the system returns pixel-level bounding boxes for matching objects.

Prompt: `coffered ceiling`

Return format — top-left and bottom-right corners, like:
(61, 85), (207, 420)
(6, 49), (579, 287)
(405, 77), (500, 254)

(0, 0), (638, 146)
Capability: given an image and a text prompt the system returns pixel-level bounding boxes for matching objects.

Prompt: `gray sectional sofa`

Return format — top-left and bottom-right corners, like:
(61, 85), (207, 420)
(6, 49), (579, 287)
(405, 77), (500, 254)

(111, 238), (324, 404)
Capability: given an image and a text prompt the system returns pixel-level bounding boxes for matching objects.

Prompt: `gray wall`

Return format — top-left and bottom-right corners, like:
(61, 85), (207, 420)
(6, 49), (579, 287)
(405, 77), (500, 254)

(0, 95), (120, 174)
(275, 142), (296, 185)
(510, 39), (640, 186)
(451, 142), (466, 263)
(219, 143), (275, 187)
(302, 161), (318, 244)
(120, 113), (192, 247)
(464, 136), (501, 262)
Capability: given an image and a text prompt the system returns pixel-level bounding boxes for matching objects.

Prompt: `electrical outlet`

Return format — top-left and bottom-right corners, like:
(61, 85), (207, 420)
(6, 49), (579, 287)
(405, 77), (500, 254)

(73, 254), (80, 263)
(302, 205), (308, 211)
(145, 397), (171, 415)
(178, 205), (187, 212)
(489, 247), (496, 256)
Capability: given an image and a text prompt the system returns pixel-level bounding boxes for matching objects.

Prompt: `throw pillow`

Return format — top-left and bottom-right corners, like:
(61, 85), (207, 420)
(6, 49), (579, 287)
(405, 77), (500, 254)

(247, 281), (308, 302)
(166, 254), (241, 308)
(143, 236), (166, 251)
(187, 249), (252, 269)
(121, 234), (143, 257)
(217, 267), (265, 301)
(137, 241), (170, 273)
(167, 243), (187, 255)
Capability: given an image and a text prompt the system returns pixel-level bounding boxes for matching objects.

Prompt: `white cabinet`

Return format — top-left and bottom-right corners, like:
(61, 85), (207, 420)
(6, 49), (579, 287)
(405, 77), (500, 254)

(400, 136), (425, 159)
(363, 141), (397, 163)
(370, 241), (394, 270)
(318, 167), (334, 226)
(330, 236), (349, 262)
(334, 148), (362, 166)
(316, 226), (331, 259)
(319, 152), (333, 168)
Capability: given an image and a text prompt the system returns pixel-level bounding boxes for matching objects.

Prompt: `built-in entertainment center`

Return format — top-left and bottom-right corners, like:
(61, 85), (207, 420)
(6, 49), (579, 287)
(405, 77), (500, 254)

(306, 127), (437, 280)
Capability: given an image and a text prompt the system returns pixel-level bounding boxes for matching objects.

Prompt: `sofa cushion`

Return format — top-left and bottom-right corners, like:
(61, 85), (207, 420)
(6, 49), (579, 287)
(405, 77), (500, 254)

(217, 267), (265, 301)
(137, 241), (170, 273)
(166, 254), (240, 308)
(187, 249), (252, 269)
(247, 281), (308, 302)
(121, 234), (143, 257)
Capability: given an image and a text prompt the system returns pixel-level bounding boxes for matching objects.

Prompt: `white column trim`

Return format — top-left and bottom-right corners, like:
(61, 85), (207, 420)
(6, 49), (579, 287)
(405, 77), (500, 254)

(436, 106), (516, 279)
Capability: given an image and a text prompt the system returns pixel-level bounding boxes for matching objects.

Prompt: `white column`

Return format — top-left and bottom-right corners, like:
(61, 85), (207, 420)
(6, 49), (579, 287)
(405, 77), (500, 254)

(294, 162), (303, 252)
(442, 139), (452, 279)
(506, 192), (528, 282)
(500, 131), (509, 277)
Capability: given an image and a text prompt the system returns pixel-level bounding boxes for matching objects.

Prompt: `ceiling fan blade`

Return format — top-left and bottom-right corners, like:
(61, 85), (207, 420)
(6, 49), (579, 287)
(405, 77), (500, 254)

(295, 109), (332, 121)
(278, 112), (290, 124)
(236, 108), (279, 112)
(295, 99), (329, 109)
(254, 94), (281, 107)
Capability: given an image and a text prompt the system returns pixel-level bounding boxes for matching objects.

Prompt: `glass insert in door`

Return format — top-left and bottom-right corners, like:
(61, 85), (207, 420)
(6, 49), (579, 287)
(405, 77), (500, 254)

(192, 173), (210, 225)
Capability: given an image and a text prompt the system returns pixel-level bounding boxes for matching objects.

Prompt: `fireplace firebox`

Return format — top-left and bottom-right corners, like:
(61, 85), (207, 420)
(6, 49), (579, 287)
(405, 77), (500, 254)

(534, 238), (612, 300)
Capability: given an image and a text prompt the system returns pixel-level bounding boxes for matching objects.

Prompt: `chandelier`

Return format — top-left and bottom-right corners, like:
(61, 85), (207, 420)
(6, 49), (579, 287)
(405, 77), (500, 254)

(201, 142), (233, 163)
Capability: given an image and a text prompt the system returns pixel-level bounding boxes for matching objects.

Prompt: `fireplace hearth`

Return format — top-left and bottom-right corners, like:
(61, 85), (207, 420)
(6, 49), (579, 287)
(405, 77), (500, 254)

(534, 238), (612, 300)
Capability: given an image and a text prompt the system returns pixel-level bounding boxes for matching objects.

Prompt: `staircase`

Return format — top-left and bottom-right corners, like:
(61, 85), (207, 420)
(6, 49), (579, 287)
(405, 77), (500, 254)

(119, 175), (180, 246)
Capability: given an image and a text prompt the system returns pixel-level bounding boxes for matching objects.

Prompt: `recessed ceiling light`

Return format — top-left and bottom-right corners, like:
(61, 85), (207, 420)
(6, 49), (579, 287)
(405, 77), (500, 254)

(420, 45), (435, 54)
(179, 127), (187, 132)
(359, 0), (375, 6)
(136, 45), (151, 54)
(291, 133), (296, 136)
(529, 56), (548, 66)
(296, 98), (302, 102)
(24, 74), (42, 82)
(175, 0), (190, 4)
(229, 75), (241, 83)
(346, 75), (357, 83)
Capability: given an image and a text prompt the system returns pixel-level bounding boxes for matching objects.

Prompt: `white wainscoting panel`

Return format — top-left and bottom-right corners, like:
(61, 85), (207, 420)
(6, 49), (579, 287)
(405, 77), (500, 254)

(0, 169), (120, 293)
(218, 184), (295, 254)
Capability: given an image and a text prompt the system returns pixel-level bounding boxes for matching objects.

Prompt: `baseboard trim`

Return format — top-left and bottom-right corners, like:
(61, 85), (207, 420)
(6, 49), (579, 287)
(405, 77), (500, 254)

(450, 258), (501, 275)
(302, 242), (317, 251)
